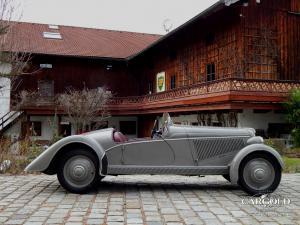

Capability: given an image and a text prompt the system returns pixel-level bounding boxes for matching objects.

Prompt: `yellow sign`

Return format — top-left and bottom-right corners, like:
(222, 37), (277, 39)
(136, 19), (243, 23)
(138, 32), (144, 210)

(156, 72), (165, 92)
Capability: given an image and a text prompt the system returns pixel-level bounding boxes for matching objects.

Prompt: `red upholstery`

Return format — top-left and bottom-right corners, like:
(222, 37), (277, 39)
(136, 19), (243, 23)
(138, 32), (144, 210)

(113, 131), (128, 143)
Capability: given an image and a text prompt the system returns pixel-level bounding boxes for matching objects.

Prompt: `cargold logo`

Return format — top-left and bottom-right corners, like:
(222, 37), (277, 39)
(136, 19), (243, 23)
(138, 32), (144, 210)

(242, 194), (291, 208)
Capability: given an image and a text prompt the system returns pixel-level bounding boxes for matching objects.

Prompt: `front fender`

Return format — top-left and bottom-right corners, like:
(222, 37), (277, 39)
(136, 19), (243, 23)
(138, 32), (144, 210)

(229, 144), (284, 185)
(25, 135), (106, 174)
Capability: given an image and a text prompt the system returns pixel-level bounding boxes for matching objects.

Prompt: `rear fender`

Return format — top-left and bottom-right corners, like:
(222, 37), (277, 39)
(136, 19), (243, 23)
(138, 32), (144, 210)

(25, 135), (106, 175)
(229, 144), (284, 185)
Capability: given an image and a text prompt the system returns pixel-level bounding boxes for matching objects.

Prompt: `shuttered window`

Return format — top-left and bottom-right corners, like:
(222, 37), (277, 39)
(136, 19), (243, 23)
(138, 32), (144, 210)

(38, 80), (54, 97)
(206, 64), (216, 81)
(170, 75), (176, 89)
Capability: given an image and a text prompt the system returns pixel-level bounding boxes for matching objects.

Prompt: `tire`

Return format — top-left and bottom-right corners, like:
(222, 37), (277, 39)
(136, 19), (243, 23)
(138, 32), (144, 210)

(238, 152), (281, 195)
(95, 175), (105, 184)
(57, 149), (99, 193)
(223, 174), (231, 182)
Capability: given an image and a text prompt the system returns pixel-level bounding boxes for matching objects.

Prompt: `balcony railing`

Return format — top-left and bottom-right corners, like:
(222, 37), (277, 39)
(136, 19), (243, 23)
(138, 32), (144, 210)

(109, 78), (300, 105)
(19, 78), (300, 111)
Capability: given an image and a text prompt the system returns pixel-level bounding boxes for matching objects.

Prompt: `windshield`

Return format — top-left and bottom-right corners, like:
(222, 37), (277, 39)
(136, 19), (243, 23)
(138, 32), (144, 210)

(161, 112), (173, 128)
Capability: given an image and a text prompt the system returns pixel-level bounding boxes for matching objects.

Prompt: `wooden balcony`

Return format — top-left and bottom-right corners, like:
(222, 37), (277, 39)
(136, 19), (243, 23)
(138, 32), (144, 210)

(21, 78), (300, 115)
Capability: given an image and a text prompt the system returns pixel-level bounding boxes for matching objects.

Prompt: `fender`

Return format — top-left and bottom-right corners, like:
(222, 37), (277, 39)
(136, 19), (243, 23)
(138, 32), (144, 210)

(229, 143), (284, 185)
(25, 135), (106, 174)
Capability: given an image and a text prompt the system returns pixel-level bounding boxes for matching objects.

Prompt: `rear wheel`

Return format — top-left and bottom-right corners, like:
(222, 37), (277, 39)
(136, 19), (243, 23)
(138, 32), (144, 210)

(238, 153), (281, 195)
(57, 149), (99, 193)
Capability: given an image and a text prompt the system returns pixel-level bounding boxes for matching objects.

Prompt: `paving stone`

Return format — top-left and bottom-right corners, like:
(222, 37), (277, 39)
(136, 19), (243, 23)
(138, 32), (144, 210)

(107, 216), (125, 222)
(146, 222), (164, 225)
(198, 212), (217, 219)
(0, 174), (299, 225)
(163, 214), (181, 222)
(27, 217), (47, 222)
(86, 218), (104, 224)
(4, 219), (25, 224)
(126, 218), (143, 223)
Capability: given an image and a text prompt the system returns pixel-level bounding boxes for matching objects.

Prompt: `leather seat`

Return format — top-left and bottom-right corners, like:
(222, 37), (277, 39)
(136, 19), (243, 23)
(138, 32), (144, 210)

(113, 131), (128, 143)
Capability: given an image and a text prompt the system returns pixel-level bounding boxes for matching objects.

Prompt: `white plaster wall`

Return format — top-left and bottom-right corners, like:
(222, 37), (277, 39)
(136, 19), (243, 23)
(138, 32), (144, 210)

(0, 77), (11, 117)
(238, 109), (285, 131)
(167, 114), (219, 126)
(3, 112), (286, 141)
(30, 116), (56, 141)
(62, 116), (138, 139)
(162, 111), (285, 132)
(3, 119), (21, 140)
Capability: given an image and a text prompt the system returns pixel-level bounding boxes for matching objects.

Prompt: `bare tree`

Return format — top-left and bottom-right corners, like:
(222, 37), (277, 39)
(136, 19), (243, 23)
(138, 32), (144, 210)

(0, 0), (31, 93)
(57, 87), (112, 134)
(11, 90), (37, 110)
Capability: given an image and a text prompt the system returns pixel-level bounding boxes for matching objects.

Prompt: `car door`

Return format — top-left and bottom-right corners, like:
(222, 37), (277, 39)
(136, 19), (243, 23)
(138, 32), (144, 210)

(123, 139), (174, 166)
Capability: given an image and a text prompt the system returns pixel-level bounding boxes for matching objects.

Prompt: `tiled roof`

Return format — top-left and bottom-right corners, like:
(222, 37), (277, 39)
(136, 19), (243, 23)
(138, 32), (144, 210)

(4, 22), (162, 59)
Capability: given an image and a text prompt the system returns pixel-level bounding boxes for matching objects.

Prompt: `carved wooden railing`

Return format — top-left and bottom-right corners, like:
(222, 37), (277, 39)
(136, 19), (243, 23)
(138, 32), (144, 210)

(20, 79), (300, 109)
(108, 78), (300, 106)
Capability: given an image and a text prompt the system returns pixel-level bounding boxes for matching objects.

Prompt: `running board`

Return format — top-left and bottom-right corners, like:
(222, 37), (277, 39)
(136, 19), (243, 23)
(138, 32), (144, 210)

(108, 165), (228, 175)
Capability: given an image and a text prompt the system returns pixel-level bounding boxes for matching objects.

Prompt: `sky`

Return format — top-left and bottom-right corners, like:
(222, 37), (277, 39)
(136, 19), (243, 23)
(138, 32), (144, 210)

(15, 0), (219, 35)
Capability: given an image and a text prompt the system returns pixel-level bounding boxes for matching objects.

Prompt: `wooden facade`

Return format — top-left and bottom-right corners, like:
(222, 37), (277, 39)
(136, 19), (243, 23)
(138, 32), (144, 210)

(130, 0), (300, 96)
(13, 0), (300, 121)
(15, 55), (139, 97)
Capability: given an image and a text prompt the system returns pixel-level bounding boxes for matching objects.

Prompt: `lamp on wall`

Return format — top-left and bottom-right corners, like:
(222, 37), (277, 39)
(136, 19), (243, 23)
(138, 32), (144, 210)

(106, 65), (112, 70)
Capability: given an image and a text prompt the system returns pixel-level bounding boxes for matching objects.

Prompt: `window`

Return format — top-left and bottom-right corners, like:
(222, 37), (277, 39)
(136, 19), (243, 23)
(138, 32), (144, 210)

(38, 80), (54, 97)
(60, 122), (71, 137)
(48, 25), (59, 29)
(206, 64), (216, 81)
(170, 75), (176, 89)
(42, 32), (62, 39)
(120, 121), (136, 135)
(30, 121), (42, 136)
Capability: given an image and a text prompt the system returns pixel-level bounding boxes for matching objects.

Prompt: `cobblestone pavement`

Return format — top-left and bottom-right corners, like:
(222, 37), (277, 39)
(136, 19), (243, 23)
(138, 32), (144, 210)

(0, 174), (299, 225)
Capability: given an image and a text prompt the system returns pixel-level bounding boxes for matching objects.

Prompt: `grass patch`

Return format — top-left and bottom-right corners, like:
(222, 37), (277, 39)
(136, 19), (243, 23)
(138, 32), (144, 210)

(283, 156), (300, 173)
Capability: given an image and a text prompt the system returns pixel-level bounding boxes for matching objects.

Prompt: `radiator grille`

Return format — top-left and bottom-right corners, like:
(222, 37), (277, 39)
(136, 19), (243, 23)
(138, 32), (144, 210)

(193, 138), (245, 161)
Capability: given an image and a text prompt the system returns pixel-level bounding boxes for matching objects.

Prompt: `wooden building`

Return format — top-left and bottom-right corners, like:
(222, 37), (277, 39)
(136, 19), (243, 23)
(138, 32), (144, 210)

(1, 0), (300, 141)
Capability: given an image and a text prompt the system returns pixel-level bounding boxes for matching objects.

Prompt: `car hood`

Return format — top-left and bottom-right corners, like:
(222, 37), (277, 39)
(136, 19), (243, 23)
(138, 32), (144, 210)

(165, 125), (255, 139)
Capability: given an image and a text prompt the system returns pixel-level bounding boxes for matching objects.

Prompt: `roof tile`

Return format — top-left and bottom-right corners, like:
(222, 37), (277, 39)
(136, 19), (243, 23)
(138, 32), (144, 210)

(3, 22), (162, 59)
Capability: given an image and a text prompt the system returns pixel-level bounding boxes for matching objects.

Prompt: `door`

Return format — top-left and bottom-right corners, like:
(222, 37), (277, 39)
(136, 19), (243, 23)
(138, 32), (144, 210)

(123, 139), (174, 166)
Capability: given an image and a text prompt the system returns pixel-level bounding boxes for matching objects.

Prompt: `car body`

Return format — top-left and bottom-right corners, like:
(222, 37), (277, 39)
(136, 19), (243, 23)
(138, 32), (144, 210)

(26, 113), (283, 195)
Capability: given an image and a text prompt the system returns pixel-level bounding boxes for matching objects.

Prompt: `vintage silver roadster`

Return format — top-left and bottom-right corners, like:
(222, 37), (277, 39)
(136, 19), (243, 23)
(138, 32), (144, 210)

(26, 113), (283, 195)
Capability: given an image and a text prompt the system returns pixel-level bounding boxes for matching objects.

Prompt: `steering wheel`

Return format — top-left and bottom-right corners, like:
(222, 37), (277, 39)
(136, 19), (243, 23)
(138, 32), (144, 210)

(151, 119), (163, 138)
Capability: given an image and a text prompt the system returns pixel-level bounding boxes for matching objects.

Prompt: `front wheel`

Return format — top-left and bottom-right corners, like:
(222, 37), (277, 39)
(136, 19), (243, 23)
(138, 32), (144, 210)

(238, 153), (281, 195)
(57, 149), (99, 193)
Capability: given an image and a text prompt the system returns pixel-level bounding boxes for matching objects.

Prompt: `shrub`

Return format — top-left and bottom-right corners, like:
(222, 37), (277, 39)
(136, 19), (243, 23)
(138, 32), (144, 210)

(291, 128), (300, 148)
(265, 138), (287, 155)
(0, 138), (44, 174)
(284, 89), (300, 147)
